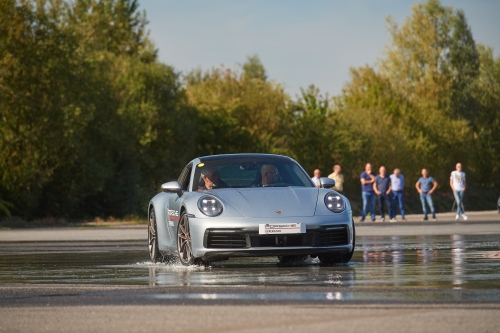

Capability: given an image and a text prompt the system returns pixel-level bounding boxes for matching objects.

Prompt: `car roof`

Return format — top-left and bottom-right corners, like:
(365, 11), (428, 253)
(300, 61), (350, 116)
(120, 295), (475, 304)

(198, 153), (294, 163)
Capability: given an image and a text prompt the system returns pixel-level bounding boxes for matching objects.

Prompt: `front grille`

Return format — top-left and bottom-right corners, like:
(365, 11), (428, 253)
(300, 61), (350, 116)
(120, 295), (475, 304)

(253, 234), (308, 247)
(206, 233), (247, 248)
(250, 226), (349, 248)
(204, 225), (349, 248)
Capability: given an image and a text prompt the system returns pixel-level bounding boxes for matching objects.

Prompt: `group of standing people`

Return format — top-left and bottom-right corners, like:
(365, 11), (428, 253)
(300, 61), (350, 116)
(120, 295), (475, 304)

(311, 165), (345, 192)
(311, 162), (468, 222)
(359, 163), (407, 222)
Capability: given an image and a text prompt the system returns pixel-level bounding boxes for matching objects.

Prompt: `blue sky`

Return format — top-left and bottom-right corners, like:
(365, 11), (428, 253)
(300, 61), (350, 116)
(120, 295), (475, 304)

(139, 0), (500, 97)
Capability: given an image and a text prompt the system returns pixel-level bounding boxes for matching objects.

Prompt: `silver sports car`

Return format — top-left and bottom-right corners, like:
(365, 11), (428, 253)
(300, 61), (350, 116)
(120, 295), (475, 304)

(148, 153), (355, 265)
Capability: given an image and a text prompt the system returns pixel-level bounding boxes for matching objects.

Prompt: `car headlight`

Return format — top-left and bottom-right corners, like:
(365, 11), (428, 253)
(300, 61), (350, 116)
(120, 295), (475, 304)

(324, 192), (345, 213)
(197, 196), (223, 217)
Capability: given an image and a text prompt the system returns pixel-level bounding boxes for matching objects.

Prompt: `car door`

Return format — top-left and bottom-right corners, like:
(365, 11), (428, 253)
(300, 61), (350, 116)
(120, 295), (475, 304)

(165, 163), (193, 250)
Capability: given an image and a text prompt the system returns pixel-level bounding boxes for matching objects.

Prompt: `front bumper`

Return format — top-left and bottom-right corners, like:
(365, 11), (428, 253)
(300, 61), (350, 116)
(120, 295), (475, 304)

(188, 215), (354, 261)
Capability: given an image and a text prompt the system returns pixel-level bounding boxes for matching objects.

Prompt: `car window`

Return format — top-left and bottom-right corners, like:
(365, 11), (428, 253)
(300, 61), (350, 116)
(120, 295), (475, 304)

(192, 158), (314, 190)
(177, 163), (193, 191)
(218, 164), (258, 187)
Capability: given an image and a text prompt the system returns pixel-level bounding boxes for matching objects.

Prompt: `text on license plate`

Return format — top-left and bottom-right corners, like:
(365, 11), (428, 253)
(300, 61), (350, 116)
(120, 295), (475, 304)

(258, 223), (305, 235)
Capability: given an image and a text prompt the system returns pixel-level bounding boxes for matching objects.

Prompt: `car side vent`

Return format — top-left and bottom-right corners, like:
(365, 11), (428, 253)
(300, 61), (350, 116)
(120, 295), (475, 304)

(313, 227), (349, 246)
(207, 233), (247, 248)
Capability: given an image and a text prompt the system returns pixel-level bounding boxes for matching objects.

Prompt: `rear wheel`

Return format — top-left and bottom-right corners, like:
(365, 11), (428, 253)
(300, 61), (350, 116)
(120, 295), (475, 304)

(148, 208), (162, 263)
(319, 222), (356, 265)
(177, 213), (196, 266)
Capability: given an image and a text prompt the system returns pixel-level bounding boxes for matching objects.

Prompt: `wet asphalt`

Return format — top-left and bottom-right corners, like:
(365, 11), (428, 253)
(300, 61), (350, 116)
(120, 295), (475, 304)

(1, 211), (499, 332)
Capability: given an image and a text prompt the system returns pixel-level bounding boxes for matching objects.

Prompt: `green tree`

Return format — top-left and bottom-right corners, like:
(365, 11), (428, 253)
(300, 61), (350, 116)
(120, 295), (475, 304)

(448, 10), (480, 122)
(185, 56), (290, 156)
(0, 0), (91, 215)
(0, 0), (189, 219)
(333, 0), (476, 206)
(242, 54), (267, 81)
(288, 85), (345, 175)
(471, 45), (500, 187)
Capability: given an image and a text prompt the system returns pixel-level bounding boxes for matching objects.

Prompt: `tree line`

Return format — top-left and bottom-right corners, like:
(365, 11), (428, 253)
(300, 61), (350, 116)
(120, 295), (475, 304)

(1, 0), (499, 220)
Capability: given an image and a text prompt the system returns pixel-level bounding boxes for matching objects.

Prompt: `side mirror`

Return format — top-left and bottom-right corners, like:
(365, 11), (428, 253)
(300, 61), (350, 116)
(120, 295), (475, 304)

(161, 181), (183, 195)
(319, 177), (335, 189)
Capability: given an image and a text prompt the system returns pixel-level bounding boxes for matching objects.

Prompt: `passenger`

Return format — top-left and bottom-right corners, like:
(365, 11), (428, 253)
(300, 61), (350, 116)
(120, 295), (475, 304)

(199, 166), (228, 190)
(260, 164), (280, 187)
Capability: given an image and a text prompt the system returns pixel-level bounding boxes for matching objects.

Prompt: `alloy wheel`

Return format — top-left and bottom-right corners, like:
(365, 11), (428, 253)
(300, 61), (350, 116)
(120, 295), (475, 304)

(148, 209), (161, 262)
(177, 214), (194, 265)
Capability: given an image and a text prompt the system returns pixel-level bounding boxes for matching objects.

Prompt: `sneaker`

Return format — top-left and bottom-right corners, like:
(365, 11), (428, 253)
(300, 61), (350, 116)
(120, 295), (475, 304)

(433, 217), (437, 221)
(455, 215), (459, 221)
(360, 218), (365, 222)
(389, 218), (396, 222)
(381, 217), (385, 222)
(402, 218), (407, 222)
(461, 214), (468, 221)
(422, 217), (428, 221)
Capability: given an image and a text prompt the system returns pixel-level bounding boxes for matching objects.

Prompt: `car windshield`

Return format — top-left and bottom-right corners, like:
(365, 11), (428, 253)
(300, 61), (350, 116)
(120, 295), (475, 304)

(192, 158), (314, 191)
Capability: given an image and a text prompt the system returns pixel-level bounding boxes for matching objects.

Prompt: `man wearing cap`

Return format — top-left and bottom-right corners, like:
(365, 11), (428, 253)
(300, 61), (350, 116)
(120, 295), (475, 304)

(199, 166), (228, 190)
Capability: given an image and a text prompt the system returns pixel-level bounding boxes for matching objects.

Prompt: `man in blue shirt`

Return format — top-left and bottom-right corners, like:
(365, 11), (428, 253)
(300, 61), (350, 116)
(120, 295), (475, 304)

(360, 163), (376, 222)
(373, 166), (392, 222)
(415, 168), (438, 221)
(389, 168), (406, 222)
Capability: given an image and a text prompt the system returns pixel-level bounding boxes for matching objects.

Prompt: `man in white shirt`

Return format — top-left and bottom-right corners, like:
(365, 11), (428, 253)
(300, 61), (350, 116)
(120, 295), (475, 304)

(450, 163), (467, 220)
(389, 168), (406, 222)
(311, 169), (321, 187)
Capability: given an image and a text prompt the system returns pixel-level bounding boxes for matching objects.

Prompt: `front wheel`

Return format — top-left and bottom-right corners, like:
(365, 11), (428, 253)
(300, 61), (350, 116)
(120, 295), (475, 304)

(319, 222), (356, 265)
(177, 213), (196, 266)
(148, 208), (162, 263)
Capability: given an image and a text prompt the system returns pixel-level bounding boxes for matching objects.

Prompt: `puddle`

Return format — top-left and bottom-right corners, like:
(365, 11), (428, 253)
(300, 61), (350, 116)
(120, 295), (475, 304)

(0, 234), (499, 290)
(150, 290), (500, 302)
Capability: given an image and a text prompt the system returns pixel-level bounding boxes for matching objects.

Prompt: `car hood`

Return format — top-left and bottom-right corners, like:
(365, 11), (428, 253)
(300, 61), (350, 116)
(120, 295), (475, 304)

(213, 187), (318, 218)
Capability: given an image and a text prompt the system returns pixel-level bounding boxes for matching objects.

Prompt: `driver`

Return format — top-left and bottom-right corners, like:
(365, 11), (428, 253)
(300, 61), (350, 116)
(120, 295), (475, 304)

(260, 164), (280, 187)
(199, 166), (228, 190)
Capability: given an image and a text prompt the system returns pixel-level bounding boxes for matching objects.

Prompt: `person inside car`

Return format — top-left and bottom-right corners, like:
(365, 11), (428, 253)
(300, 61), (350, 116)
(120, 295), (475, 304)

(199, 166), (228, 190)
(260, 164), (280, 187)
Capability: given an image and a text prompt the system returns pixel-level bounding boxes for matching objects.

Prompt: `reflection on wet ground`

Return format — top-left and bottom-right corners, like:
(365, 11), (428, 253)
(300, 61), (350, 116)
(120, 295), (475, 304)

(1, 234), (499, 294)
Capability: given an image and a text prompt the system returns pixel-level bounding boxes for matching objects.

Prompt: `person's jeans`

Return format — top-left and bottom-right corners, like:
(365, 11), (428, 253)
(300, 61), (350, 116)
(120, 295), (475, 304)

(391, 191), (405, 219)
(453, 190), (465, 215)
(362, 191), (376, 221)
(377, 193), (392, 218)
(420, 193), (435, 218)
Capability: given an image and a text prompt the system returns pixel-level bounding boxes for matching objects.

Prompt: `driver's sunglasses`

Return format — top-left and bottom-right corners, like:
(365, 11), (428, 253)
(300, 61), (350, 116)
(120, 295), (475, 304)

(265, 171), (279, 177)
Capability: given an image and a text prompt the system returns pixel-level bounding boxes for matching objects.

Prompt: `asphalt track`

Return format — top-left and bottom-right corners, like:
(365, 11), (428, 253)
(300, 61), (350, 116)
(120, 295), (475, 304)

(1, 211), (499, 332)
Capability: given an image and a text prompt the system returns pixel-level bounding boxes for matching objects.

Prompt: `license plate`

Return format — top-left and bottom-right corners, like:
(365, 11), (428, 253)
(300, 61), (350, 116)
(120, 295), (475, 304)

(259, 223), (305, 235)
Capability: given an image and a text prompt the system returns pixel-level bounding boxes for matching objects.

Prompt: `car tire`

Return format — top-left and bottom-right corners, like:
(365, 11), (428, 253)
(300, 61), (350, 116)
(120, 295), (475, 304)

(148, 208), (162, 263)
(177, 213), (196, 266)
(278, 255), (308, 265)
(318, 221), (356, 265)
